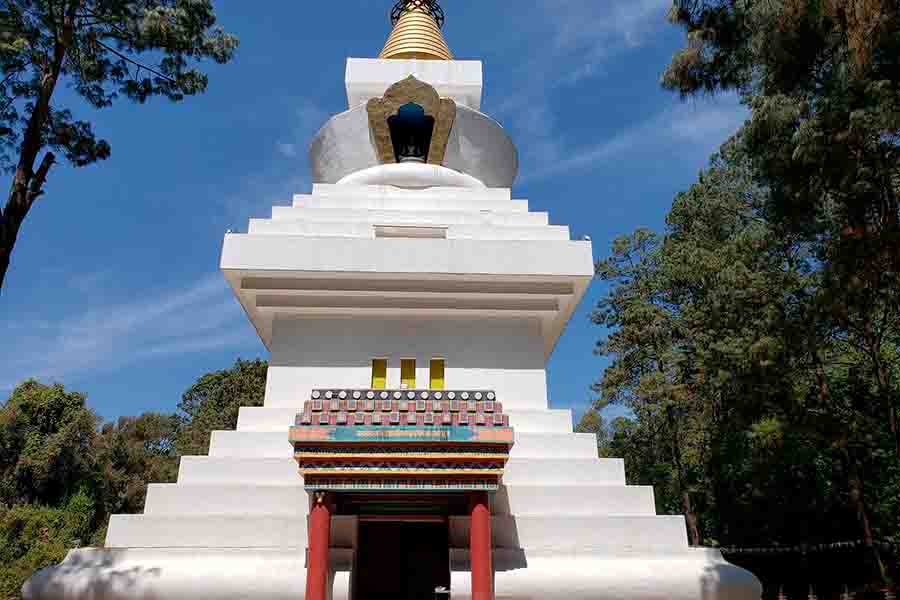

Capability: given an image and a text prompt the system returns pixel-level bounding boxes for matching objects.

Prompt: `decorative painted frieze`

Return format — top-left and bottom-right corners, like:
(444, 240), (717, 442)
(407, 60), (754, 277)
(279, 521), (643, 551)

(291, 388), (514, 492)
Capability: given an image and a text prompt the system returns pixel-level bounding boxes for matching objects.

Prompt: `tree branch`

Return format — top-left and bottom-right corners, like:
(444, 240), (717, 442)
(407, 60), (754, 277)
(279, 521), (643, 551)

(26, 152), (54, 207)
(93, 39), (175, 83)
(78, 9), (133, 40)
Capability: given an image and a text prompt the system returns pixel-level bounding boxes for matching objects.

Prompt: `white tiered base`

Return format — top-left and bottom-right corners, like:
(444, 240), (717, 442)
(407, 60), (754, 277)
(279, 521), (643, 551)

(24, 408), (761, 600)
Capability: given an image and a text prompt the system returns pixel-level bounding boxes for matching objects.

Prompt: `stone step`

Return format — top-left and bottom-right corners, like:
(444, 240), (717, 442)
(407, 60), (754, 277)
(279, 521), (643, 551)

(236, 406), (574, 434)
(452, 552), (760, 598)
(448, 225), (570, 241)
(106, 513), (687, 556)
(105, 515), (357, 549)
(207, 430), (599, 460)
(177, 456), (626, 487)
(248, 221), (374, 238)
(221, 235), (594, 282)
(293, 195), (529, 213)
(448, 515), (690, 556)
(106, 515), (303, 549)
(494, 484), (656, 516)
(503, 458), (625, 485)
(178, 456), (302, 486)
(309, 184), (513, 202)
(247, 220), (570, 241)
(143, 481), (650, 518)
(144, 484), (306, 516)
(269, 206), (549, 227)
(22, 548), (329, 600)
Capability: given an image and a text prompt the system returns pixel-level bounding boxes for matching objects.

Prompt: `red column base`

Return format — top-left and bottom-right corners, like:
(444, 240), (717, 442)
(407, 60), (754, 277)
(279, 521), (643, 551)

(305, 491), (332, 600)
(470, 491), (494, 600)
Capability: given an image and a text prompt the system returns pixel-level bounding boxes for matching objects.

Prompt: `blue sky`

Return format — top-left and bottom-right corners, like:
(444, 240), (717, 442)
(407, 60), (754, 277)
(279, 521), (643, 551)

(0, 1), (745, 423)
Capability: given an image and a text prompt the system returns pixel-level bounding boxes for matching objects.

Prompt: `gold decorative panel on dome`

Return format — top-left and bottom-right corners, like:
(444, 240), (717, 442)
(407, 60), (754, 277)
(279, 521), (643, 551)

(367, 76), (456, 166)
(289, 388), (514, 492)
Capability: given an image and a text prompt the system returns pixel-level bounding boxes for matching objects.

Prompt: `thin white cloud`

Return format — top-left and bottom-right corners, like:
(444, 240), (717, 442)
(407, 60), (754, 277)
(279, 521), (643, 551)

(2, 98), (327, 395)
(491, 0), (674, 180)
(520, 97), (748, 184)
(540, 0), (670, 86)
(222, 99), (328, 227)
(0, 273), (258, 393)
(502, 0), (671, 89)
(277, 142), (298, 158)
(275, 100), (327, 162)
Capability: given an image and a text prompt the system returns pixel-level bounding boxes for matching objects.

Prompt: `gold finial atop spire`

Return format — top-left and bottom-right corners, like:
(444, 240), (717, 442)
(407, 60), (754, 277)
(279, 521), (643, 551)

(380, 0), (453, 61)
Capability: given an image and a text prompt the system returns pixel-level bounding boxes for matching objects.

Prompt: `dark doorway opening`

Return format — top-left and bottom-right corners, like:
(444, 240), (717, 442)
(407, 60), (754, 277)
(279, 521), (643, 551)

(355, 519), (450, 600)
(388, 102), (435, 163)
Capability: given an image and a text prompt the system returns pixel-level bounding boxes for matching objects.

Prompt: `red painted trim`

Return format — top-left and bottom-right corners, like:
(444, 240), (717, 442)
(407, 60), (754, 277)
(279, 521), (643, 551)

(469, 491), (494, 600)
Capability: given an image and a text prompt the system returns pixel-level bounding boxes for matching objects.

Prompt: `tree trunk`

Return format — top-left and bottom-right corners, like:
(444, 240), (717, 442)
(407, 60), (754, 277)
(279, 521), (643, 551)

(670, 410), (701, 546)
(862, 318), (899, 457)
(1, 153), (55, 291)
(709, 390), (729, 545)
(874, 361), (899, 457)
(682, 491), (701, 547)
(844, 450), (885, 584)
(0, 2), (78, 294)
(846, 457), (874, 547)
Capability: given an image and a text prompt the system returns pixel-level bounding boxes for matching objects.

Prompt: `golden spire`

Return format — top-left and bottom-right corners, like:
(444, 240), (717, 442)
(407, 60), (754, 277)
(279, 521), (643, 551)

(380, 0), (453, 61)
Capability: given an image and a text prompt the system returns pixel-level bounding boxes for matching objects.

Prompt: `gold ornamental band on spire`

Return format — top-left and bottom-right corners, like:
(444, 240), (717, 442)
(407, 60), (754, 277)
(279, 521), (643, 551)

(380, 0), (453, 61)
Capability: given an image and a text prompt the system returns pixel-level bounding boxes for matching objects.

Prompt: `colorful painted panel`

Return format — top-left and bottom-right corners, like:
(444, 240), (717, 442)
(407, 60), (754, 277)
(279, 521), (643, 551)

(292, 389), (514, 492)
(290, 425), (513, 445)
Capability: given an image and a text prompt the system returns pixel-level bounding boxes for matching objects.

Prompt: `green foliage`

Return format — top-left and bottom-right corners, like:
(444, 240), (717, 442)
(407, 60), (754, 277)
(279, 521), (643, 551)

(95, 413), (178, 517)
(595, 138), (900, 580)
(0, 0), (238, 293)
(0, 358), (267, 599)
(0, 500), (89, 600)
(653, 4), (900, 580)
(0, 0), (238, 170)
(175, 358), (268, 456)
(662, 0), (900, 456)
(574, 408), (612, 455)
(0, 381), (100, 507)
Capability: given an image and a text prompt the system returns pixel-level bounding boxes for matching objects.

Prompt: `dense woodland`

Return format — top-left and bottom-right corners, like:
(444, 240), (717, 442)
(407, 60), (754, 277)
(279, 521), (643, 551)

(579, 0), (900, 592)
(2, 0), (899, 598)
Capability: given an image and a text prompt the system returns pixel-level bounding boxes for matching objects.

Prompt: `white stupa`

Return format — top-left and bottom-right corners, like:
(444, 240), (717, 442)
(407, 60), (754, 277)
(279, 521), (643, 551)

(25, 3), (761, 599)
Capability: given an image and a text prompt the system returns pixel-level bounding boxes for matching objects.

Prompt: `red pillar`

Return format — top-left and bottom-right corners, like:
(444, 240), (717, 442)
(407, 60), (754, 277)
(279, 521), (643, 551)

(469, 491), (493, 600)
(306, 491), (331, 600)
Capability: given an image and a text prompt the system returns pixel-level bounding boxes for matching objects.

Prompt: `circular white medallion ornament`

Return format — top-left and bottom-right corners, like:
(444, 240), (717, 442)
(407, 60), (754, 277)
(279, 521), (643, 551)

(325, 391), (333, 399)
(475, 392), (483, 400)
(407, 391), (416, 400)
(312, 391), (321, 399)
(487, 392), (495, 400)
(461, 392), (470, 400)
(448, 392), (456, 400)
(367, 391), (375, 399)
(339, 391), (347, 399)
(421, 392), (429, 399)
(353, 391), (361, 399)
(434, 392), (443, 400)
(393, 391), (402, 399)
(380, 392), (389, 400)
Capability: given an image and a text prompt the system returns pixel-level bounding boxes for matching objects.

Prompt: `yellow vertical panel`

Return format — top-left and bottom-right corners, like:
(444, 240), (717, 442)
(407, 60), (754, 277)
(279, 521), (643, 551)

(401, 359), (417, 389)
(430, 359), (445, 390)
(371, 359), (387, 389)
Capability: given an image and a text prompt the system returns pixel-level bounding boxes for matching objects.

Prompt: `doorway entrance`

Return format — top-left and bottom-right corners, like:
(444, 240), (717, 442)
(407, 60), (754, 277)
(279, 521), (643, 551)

(355, 519), (450, 600)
